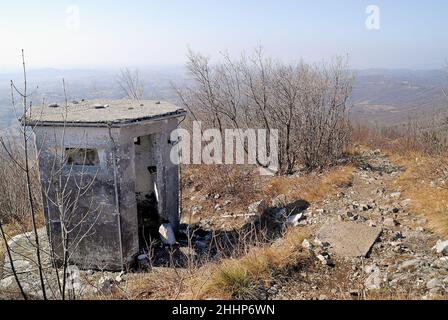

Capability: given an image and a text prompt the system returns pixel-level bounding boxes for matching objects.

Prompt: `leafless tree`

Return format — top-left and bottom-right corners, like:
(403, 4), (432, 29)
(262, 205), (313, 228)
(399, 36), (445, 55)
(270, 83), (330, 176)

(175, 48), (353, 173)
(0, 50), (48, 299)
(117, 68), (144, 100)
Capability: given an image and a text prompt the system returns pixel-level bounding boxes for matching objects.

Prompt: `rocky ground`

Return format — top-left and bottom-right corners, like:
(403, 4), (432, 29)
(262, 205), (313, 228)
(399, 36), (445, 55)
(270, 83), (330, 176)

(1, 150), (447, 300)
(272, 150), (448, 300)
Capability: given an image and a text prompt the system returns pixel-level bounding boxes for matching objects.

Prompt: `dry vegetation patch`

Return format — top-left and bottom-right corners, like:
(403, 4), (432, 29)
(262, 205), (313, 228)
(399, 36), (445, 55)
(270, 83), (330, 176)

(117, 228), (311, 300)
(262, 165), (354, 204)
(354, 123), (448, 238)
(366, 288), (448, 301)
(181, 164), (258, 223)
(187, 227), (311, 300)
(391, 153), (448, 237)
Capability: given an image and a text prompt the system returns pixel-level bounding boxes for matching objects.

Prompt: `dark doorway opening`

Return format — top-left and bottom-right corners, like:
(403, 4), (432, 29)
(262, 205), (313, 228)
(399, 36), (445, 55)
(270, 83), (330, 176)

(133, 134), (160, 249)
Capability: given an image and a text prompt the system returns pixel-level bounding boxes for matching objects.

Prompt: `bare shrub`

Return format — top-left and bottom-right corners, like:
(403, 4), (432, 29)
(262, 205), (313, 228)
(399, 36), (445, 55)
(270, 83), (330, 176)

(353, 113), (448, 156)
(175, 48), (353, 173)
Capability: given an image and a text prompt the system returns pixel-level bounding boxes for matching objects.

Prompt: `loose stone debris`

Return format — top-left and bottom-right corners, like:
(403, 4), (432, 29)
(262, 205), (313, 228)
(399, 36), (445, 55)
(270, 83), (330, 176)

(286, 213), (304, 227)
(272, 149), (448, 299)
(158, 223), (177, 245)
(248, 200), (268, 214)
(433, 240), (448, 256)
(364, 265), (382, 290)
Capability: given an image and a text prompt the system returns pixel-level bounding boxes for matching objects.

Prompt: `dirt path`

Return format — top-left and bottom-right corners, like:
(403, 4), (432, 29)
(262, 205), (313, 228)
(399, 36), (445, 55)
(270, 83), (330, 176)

(274, 150), (448, 300)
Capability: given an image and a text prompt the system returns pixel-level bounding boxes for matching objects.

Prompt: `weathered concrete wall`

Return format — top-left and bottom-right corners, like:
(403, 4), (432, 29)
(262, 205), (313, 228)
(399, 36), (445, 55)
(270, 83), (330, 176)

(114, 139), (139, 265)
(33, 126), (130, 270)
(32, 116), (181, 270)
(156, 119), (180, 231)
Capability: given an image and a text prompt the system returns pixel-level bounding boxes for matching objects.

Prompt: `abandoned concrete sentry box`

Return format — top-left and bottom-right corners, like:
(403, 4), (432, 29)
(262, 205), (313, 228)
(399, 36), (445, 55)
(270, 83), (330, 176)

(23, 99), (186, 270)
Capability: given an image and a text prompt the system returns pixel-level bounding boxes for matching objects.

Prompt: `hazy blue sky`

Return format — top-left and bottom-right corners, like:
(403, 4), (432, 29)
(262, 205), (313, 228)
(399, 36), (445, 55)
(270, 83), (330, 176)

(1, 0), (447, 71)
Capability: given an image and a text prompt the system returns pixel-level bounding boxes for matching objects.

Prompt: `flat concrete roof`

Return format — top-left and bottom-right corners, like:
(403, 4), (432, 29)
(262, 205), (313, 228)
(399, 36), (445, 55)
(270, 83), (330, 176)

(23, 99), (186, 127)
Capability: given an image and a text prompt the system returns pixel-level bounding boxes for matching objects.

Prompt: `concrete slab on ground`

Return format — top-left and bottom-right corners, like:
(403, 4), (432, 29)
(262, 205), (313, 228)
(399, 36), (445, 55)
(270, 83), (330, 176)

(317, 221), (382, 258)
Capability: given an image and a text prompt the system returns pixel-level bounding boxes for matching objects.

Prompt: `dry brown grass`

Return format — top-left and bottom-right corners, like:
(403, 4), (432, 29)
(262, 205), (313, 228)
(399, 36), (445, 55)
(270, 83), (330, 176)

(180, 161), (354, 230)
(188, 227), (311, 299)
(366, 288), (448, 300)
(82, 267), (190, 300)
(354, 123), (448, 238)
(352, 120), (448, 157)
(181, 164), (259, 224)
(182, 164), (257, 198)
(118, 227), (310, 300)
(262, 165), (354, 204)
(365, 288), (417, 300)
(391, 153), (448, 237)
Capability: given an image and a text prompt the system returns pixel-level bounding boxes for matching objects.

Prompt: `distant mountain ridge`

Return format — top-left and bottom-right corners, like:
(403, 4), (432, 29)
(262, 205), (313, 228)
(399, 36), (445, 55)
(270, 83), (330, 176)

(0, 67), (446, 129)
(351, 69), (447, 125)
